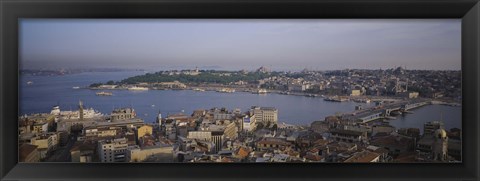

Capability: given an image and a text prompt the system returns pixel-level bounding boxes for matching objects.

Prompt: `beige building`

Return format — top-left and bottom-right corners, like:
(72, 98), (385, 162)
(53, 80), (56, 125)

(98, 138), (129, 162)
(350, 89), (361, 96)
(136, 125), (153, 139)
(127, 145), (174, 162)
(30, 133), (58, 152)
(251, 107), (278, 125)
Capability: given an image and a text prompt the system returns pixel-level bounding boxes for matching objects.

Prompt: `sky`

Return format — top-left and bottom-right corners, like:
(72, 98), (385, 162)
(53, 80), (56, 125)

(19, 19), (461, 71)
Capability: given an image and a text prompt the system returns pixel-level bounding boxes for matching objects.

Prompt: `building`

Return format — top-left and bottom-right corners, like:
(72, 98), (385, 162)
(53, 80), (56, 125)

(350, 89), (361, 96)
(187, 131), (212, 141)
(417, 129), (449, 162)
(111, 108), (136, 121)
(70, 141), (96, 162)
(30, 133), (58, 152)
(127, 145), (174, 162)
(343, 150), (380, 163)
(136, 125), (153, 139)
(330, 129), (366, 143)
(256, 138), (293, 151)
(251, 106), (278, 125)
(19, 144), (40, 162)
(32, 122), (49, 133)
(242, 115), (256, 132)
(84, 126), (120, 138)
(424, 121), (444, 136)
(98, 138), (129, 162)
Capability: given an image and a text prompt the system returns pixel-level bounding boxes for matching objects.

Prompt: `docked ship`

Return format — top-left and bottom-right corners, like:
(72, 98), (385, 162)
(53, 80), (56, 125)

(324, 96), (349, 102)
(96, 91), (113, 96)
(217, 88), (235, 93)
(128, 86), (149, 91)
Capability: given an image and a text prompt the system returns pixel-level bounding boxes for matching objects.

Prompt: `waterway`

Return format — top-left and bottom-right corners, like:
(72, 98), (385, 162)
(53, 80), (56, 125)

(20, 71), (461, 130)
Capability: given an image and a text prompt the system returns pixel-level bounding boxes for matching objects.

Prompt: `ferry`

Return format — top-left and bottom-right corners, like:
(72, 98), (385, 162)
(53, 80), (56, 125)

(217, 88), (235, 93)
(128, 86), (149, 91)
(96, 91), (113, 96)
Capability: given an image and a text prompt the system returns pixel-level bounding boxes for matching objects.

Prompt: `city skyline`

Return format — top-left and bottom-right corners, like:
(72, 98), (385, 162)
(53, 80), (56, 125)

(20, 19), (461, 71)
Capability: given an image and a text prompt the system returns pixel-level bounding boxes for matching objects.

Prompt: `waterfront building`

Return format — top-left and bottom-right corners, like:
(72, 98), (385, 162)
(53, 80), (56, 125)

(111, 108), (136, 121)
(98, 138), (129, 162)
(423, 121), (444, 136)
(250, 106), (278, 125)
(350, 89), (361, 96)
(416, 128), (450, 162)
(19, 144), (40, 162)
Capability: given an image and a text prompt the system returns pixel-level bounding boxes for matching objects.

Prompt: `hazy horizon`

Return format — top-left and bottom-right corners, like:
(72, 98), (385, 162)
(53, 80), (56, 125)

(20, 19), (461, 71)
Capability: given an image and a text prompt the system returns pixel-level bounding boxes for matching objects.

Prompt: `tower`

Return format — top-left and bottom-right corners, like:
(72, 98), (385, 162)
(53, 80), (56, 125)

(157, 111), (162, 128)
(79, 100), (84, 120)
(432, 129), (448, 161)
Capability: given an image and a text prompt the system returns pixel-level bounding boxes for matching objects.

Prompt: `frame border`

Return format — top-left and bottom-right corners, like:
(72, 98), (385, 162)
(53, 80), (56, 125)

(1, 0), (479, 181)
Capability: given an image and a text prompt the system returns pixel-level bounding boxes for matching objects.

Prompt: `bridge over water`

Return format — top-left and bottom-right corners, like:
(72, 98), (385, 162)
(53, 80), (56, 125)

(340, 99), (431, 123)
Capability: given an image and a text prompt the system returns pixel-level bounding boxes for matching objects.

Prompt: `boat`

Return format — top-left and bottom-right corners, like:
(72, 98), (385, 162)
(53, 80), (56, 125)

(217, 88), (235, 93)
(72, 86), (80, 89)
(255, 89), (268, 94)
(128, 86), (149, 91)
(96, 91), (113, 96)
(324, 96), (349, 102)
(193, 88), (205, 92)
(27, 81), (33, 85)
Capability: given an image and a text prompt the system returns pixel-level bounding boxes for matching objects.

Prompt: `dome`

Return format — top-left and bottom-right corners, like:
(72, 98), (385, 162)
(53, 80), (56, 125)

(435, 129), (447, 139)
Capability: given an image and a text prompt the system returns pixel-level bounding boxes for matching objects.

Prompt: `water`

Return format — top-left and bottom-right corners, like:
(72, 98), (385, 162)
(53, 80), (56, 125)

(388, 104), (462, 134)
(20, 71), (461, 130)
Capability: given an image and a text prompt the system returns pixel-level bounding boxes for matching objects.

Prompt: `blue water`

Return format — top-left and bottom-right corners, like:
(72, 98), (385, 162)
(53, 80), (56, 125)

(19, 71), (462, 129)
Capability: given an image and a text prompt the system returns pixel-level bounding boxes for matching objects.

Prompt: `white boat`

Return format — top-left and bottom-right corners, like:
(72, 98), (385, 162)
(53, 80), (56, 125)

(27, 81), (33, 85)
(72, 86), (80, 89)
(255, 89), (268, 94)
(128, 86), (149, 91)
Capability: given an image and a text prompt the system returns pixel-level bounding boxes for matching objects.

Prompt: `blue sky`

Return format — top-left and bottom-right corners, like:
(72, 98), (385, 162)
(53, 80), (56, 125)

(19, 19), (461, 71)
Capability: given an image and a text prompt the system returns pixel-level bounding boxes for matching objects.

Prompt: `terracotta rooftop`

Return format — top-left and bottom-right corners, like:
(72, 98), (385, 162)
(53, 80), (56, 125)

(344, 150), (380, 163)
(19, 144), (38, 162)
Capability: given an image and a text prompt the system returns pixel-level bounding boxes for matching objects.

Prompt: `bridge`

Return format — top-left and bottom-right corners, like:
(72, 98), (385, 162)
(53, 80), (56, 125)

(340, 99), (431, 123)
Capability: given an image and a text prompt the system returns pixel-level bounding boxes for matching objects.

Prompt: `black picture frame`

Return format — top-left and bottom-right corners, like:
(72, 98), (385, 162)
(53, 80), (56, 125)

(1, 0), (479, 181)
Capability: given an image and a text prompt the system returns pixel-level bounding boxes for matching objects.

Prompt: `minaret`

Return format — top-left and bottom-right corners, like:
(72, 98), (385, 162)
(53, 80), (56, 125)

(433, 129), (448, 161)
(157, 111), (162, 128)
(79, 100), (84, 120)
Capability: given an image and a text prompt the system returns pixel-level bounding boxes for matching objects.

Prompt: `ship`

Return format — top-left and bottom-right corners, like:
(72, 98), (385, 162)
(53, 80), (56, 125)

(128, 86), (149, 91)
(324, 96), (349, 102)
(27, 81), (33, 85)
(72, 86), (80, 89)
(217, 88), (235, 93)
(193, 88), (205, 92)
(254, 89), (268, 94)
(96, 91), (113, 96)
